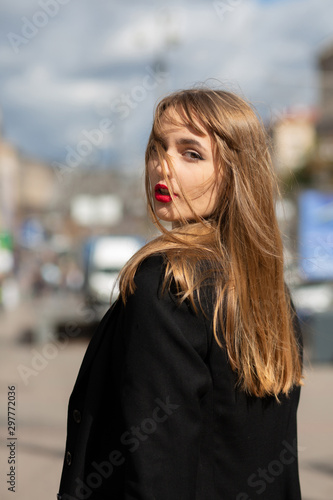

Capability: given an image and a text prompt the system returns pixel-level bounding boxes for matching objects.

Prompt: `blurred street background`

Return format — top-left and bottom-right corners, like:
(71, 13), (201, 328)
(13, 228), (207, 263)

(1, 0), (333, 498)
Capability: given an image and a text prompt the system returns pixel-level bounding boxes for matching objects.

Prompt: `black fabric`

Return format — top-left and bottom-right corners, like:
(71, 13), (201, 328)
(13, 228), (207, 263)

(58, 255), (302, 500)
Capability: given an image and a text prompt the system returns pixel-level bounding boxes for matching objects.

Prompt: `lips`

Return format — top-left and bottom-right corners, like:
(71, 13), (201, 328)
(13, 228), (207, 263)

(154, 183), (174, 203)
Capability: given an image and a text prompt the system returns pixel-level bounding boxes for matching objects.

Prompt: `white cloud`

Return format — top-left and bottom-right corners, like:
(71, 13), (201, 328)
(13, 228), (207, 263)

(3, 64), (118, 109)
(0, 0), (332, 165)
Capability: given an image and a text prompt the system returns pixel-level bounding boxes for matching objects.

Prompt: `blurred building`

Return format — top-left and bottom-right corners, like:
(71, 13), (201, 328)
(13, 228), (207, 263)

(271, 107), (317, 178)
(0, 140), (20, 232)
(51, 167), (149, 242)
(19, 159), (56, 215)
(0, 132), (148, 246)
(317, 42), (333, 167)
(0, 138), (57, 235)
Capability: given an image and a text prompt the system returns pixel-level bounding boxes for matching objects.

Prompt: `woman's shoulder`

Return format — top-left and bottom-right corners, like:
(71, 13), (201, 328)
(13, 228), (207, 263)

(126, 252), (216, 322)
(135, 253), (166, 274)
(134, 253), (166, 284)
(129, 253), (167, 303)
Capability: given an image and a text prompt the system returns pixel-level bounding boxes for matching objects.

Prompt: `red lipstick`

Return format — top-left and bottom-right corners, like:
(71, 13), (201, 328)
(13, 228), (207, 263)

(154, 183), (173, 203)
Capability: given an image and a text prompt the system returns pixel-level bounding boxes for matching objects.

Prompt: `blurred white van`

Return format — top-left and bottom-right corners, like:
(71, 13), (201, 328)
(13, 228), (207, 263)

(83, 235), (145, 305)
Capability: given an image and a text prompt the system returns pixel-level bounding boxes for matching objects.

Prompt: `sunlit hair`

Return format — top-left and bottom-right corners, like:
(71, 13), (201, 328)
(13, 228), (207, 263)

(118, 87), (303, 398)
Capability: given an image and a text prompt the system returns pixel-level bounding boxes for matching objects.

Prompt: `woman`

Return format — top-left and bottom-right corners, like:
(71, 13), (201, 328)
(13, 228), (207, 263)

(57, 88), (303, 500)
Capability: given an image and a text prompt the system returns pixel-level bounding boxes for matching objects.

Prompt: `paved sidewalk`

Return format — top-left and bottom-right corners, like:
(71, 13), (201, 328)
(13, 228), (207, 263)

(297, 363), (333, 499)
(0, 300), (332, 500)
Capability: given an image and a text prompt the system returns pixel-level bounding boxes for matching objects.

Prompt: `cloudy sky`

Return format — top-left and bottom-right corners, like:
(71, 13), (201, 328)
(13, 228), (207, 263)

(0, 0), (332, 171)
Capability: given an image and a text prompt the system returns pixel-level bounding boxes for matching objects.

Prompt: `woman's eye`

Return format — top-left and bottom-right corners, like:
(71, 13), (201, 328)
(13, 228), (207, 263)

(184, 150), (204, 161)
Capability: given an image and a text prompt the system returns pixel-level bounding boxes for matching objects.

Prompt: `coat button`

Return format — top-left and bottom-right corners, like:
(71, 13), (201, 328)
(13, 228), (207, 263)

(73, 409), (81, 423)
(66, 451), (72, 466)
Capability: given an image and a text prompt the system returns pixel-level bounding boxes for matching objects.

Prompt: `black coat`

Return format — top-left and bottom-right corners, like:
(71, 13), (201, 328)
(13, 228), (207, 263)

(57, 255), (302, 500)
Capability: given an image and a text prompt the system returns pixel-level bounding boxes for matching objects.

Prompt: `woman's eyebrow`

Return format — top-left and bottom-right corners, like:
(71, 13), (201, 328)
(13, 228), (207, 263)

(175, 137), (208, 153)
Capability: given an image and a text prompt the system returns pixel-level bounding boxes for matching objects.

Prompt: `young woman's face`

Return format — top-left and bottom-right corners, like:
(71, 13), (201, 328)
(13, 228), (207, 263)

(147, 111), (219, 224)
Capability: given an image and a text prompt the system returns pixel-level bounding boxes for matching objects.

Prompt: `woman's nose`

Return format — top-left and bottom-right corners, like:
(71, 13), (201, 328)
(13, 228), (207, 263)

(156, 155), (171, 177)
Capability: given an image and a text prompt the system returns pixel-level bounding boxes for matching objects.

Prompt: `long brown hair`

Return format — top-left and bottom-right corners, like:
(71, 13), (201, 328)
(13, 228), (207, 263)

(118, 87), (303, 398)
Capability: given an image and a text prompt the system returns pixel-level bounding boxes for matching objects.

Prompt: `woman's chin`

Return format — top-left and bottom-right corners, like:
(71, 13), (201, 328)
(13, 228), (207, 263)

(154, 205), (178, 223)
